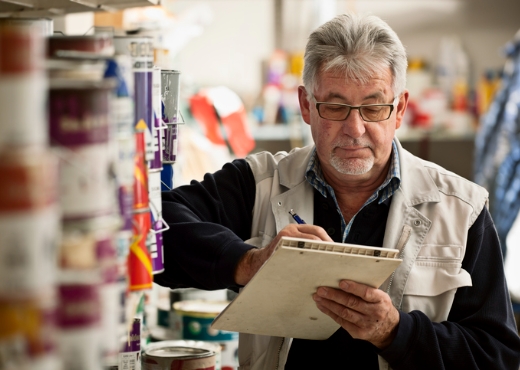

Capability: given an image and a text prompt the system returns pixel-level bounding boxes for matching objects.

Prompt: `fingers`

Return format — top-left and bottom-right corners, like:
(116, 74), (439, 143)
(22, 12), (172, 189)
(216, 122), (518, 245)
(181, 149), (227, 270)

(277, 223), (333, 242)
(312, 284), (400, 348)
(338, 280), (380, 303)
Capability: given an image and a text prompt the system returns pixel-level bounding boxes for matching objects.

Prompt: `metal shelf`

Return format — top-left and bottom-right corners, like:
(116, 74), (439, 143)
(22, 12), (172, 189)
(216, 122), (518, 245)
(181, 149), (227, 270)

(0, 0), (158, 17)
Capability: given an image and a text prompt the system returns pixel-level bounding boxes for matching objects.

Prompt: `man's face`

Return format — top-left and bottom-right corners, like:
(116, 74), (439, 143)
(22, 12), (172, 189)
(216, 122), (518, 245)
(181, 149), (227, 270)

(298, 68), (408, 184)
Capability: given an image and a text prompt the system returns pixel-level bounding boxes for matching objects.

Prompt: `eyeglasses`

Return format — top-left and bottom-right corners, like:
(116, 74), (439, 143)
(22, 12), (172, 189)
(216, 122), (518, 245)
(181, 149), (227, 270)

(311, 95), (399, 122)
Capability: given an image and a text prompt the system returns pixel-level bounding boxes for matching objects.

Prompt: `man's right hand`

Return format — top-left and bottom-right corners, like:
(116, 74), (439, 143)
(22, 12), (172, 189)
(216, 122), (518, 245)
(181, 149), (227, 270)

(234, 224), (333, 286)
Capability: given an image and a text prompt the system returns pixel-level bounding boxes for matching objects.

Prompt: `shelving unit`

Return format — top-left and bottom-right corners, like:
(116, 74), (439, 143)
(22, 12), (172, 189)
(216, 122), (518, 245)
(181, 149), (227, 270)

(0, 0), (158, 17)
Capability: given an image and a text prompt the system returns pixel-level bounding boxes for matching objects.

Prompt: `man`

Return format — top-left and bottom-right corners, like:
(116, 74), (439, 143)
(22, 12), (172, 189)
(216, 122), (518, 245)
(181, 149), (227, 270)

(156, 13), (520, 369)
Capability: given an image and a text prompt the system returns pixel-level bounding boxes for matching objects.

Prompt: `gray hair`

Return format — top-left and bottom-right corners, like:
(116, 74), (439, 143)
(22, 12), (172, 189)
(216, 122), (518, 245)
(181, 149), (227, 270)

(302, 13), (407, 97)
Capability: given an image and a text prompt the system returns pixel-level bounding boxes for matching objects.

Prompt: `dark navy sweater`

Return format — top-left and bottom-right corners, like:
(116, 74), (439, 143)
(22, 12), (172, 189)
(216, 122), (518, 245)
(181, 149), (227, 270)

(156, 159), (520, 369)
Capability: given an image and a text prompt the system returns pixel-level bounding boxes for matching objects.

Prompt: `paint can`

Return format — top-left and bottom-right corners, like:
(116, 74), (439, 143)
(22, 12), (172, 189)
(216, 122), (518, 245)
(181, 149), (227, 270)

(146, 340), (221, 370)
(49, 78), (113, 146)
(0, 17), (53, 36)
(161, 163), (174, 191)
(150, 66), (163, 171)
(136, 66), (155, 162)
(104, 54), (134, 137)
(57, 270), (104, 370)
(113, 36), (153, 70)
(113, 132), (135, 233)
(0, 18), (48, 149)
(0, 147), (59, 298)
(173, 300), (238, 370)
(47, 33), (114, 58)
(128, 209), (153, 291)
(49, 78), (118, 221)
(161, 70), (181, 124)
(163, 123), (179, 164)
(55, 142), (118, 221)
(119, 317), (141, 370)
(134, 121), (150, 211)
(161, 70), (181, 164)
(114, 36), (154, 161)
(148, 170), (164, 274)
(142, 343), (216, 370)
(0, 291), (59, 369)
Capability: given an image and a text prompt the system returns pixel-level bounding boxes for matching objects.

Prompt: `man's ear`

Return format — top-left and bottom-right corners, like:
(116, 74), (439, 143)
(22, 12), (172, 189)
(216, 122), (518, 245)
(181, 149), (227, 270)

(298, 86), (311, 125)
(395, 90), (409, 130)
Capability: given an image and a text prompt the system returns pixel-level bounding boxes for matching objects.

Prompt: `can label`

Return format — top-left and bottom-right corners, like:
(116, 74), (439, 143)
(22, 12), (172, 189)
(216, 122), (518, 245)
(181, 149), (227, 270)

(105, 54), (135, 136)
(152, 220), (164, 275)
(0, 147), (57, 212)
(113, 36), (153, 70)
(0, 20), (45, 74)
(0, 294), (57, 361)
(113, 96), (135, 137)
(161, 164), (174, 191)
(116, 134), (136, 187)
(0, 206), (59, 296)
(161, 70), (181, 124)
(134, 71), (154, 161)
(128, 210), (153, 291)
(58, 143), (117, 221)
(148, 170), (162, 222)
(49, 83), (111, 146)
(48, 33), (114, 57)
(0, 74), (48, 148)
(149, 67), (163, 171)
(163, 123), (178, 164)
(134, 127), (149, 211)
(57, 283), (101, 329)
(119, 184), (134, 233)
(119, 318), (141, 370)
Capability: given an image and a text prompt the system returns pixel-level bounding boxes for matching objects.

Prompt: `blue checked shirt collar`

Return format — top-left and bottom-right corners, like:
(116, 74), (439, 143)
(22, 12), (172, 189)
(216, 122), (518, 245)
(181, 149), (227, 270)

(305, 140), (401, 242)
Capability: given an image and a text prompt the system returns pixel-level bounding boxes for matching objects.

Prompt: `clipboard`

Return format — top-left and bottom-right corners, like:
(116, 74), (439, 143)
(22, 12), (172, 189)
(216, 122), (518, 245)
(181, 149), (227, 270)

(211, 236), (402, 340)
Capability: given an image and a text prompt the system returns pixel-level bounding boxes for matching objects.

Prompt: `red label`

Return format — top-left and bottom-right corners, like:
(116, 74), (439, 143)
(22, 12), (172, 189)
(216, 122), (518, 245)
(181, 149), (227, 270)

(0, 25), (44, 74)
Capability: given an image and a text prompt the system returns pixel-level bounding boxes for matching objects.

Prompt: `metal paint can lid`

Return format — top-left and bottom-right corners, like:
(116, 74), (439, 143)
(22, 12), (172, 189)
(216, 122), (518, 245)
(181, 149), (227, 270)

(145, 346), (214, 359)
(173, 300), (229, 318)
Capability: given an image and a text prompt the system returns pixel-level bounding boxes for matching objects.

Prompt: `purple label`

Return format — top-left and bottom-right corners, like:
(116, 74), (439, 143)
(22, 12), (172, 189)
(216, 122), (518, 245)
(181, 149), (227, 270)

(162, 123), (178, 164)
(50, 88), (110, 146)
(134, 71), (153, 131)
(148, 118), (162, 170)
(121, 318), (141, 352)
(152, 220), (164, 274)
(96, 236), (116, 260)
(118, 185), (133, 232)
(58, 284), (100, 328)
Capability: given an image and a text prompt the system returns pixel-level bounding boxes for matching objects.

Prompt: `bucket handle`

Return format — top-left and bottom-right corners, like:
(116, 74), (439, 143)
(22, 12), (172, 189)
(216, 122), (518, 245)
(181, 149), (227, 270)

(149, 199), (171, 234)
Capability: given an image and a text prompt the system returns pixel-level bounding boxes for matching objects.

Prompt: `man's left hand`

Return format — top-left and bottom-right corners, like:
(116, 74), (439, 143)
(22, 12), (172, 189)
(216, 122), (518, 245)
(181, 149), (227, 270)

(313, 280), (399, 349)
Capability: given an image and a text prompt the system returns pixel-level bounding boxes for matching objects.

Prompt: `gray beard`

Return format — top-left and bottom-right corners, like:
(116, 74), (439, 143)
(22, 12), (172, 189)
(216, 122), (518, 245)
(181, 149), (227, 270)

(329, 153), (374, 175)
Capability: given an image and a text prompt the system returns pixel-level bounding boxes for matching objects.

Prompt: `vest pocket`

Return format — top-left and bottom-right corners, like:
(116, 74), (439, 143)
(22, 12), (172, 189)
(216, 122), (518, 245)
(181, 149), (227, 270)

(401, 245), (472, 322)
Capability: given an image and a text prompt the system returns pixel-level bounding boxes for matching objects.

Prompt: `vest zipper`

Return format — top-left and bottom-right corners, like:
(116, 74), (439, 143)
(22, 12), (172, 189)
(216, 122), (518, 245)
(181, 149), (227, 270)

(275, 337), (285, 370)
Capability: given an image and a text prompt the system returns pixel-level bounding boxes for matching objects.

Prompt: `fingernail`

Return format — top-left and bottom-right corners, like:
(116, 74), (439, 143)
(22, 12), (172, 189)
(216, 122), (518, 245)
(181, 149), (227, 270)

(318, 287), (328, 297)
(313, 294), (322, 302)
(340, 281), (349, 289)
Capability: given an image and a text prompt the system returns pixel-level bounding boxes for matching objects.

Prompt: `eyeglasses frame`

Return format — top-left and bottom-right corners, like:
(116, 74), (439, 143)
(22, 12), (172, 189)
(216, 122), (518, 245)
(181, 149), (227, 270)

(310, 94), (400, 122)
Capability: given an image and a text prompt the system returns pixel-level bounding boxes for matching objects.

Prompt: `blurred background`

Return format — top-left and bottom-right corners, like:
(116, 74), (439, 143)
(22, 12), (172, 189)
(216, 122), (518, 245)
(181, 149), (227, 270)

(1, 1), (520, 368)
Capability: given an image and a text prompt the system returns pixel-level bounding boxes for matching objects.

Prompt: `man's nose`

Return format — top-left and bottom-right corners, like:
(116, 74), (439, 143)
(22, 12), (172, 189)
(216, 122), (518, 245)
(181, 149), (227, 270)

(341, 108), (366, 138)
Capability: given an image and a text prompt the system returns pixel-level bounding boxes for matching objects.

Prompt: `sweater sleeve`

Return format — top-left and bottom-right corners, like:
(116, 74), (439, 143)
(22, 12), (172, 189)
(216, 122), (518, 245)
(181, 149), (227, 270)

(153, 159), (257, 291)
(378, 207), (520, 369)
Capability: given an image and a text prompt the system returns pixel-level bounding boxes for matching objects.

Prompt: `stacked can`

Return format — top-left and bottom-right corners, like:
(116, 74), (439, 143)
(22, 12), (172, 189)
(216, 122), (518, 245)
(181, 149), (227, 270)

(0, 18), (61, 369)
(47, 33), (128, 370)
(114, 36), (156, 294)
(161, 70), (182, 191)
(149, 66), (165, 275)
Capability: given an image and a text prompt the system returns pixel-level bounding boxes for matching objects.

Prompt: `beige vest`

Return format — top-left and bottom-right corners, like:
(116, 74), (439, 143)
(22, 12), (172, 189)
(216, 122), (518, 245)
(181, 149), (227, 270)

(237, 139), (488, 370)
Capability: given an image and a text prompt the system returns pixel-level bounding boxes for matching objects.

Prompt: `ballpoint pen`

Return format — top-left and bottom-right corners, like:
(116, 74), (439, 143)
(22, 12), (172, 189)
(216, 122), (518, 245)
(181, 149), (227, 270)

(289, 209), (306, 224)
